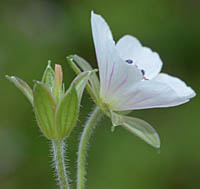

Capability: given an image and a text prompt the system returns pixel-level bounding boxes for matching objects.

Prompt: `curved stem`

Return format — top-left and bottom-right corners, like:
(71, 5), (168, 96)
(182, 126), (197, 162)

(52, 139), (70, 189)
(77, 106), (102, 189)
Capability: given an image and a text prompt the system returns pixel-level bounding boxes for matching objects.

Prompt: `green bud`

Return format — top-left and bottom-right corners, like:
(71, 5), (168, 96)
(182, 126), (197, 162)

(7, 62), (96, 140)
(33, 67), (95, 139)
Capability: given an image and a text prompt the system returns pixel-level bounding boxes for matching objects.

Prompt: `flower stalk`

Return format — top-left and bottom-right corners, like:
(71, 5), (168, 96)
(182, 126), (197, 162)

(77, 106), (102, 189)
(52, 139), (70, 189)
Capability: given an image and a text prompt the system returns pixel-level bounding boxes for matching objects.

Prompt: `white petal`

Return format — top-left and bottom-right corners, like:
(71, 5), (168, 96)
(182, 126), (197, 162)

(116, 35), (142, 58)
(110, 74), (195, 111)
(153, 73), (196, 99)
(91, 11), (113, 83)
(116, 35), (163, 79)
(100, 40), (143, 102)
(91, 12), (143, 102)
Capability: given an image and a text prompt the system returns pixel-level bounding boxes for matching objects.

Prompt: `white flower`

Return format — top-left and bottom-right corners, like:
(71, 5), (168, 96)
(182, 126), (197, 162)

(68, 12), (197, 148)
(91, 11), (196, 111)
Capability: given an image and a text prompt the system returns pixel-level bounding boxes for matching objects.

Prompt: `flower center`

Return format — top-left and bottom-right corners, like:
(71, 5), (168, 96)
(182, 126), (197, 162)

(126, 59), (146, 77)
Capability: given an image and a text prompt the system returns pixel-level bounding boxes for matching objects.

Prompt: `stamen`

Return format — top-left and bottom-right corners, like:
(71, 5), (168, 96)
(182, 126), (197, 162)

(125, 59), (133, 64)
(141, 69), (145, 75)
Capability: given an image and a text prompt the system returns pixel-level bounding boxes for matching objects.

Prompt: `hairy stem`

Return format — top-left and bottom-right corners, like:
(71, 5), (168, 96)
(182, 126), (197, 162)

(77, 106), (102, 189)
(52, 139), (70, 189)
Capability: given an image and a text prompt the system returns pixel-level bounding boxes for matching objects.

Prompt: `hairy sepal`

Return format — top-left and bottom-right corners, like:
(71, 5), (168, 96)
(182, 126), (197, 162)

(6, 75), (33, 105)
(71, 70), (97, 102)
(111, 111), (160, 148)
(67, 55), (99, 103)
(55, 85), (79, 139)
(33, 81), (57, 139)
(41, 61), (55, 91)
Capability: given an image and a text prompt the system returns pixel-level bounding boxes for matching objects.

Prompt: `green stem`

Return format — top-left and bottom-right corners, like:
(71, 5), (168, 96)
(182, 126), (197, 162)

(77, 106), (102, 189)
(52, 139), (70, 189)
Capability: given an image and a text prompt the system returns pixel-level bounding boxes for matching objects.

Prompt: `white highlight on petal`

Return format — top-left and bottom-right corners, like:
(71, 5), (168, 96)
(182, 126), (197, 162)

(116, 35), (163, 79)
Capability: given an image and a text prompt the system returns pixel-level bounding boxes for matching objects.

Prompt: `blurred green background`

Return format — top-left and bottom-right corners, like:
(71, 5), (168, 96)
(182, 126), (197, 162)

(0, 0), (199, 188)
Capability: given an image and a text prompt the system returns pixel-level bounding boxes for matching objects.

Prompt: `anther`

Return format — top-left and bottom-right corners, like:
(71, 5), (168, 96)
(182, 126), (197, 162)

(141, 69), (145, 75)
(125, 59), (133, 64)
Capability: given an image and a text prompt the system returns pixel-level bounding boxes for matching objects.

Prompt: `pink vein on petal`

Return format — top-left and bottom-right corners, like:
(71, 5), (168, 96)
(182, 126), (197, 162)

(133, 96), (154, 106)
(112, 74), (128, 93)
(104, 58), (109, 89)
(107, 62), (115, 92)
(123, 91), (141, 105)
(128, 94), (160, 107)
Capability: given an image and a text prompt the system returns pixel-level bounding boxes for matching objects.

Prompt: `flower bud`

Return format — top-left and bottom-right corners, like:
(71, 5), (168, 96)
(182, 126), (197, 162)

(7, 62), (96, 140)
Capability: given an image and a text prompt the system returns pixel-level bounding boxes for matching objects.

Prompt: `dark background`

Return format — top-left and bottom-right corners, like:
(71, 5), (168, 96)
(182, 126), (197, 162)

(0, 0), (199, 188)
